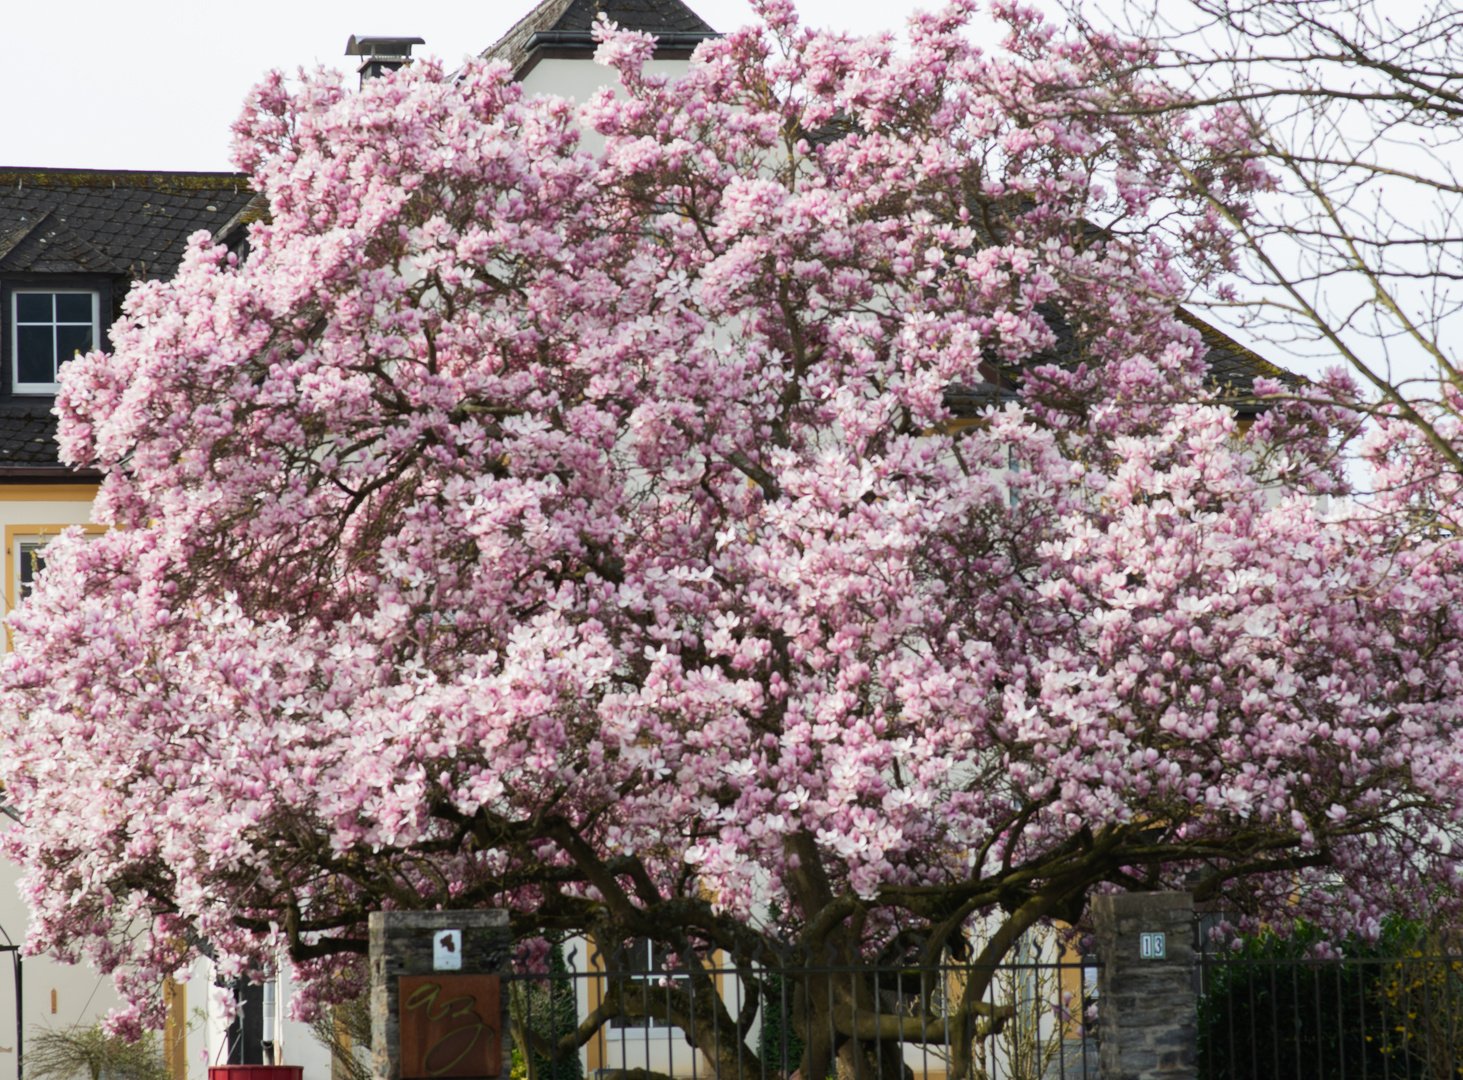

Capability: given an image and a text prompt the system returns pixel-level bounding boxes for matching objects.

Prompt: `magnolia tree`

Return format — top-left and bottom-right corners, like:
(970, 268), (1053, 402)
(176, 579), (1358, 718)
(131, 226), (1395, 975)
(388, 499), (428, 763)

(6, 2), (1463, 1077)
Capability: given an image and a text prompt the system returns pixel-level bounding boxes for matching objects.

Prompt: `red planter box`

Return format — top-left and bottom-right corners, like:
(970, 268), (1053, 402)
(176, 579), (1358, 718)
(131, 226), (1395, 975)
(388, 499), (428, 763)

(209, 1067), (303, 1080)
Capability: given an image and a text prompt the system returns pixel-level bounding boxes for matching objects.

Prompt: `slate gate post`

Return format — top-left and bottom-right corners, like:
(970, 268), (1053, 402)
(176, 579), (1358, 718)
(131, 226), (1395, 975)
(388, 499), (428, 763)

(1092, 891), (1199, 1080)
(370, 910), (513, 1080)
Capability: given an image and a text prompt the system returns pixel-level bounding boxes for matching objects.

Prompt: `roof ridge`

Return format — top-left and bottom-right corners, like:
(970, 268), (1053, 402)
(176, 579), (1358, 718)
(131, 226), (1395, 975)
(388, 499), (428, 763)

(0, 167), (246, 180)
(480, 0), (579, 66)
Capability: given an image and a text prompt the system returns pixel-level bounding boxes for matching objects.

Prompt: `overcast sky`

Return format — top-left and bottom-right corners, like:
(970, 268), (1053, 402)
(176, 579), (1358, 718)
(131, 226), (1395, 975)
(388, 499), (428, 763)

(1, 0), (955, 173)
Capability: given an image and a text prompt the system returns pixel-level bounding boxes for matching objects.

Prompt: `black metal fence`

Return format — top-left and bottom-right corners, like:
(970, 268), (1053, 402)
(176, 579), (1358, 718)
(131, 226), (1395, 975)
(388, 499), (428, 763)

(1198, 949), (1463, 1080)
(503, 940), (1100, 1080)
(497, 932), (1463, 1080)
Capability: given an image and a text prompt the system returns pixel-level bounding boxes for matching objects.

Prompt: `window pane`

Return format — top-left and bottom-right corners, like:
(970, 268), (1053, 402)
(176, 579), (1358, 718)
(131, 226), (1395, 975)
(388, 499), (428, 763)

(19, 544), (46, 600)
(55, 324), (93, 366)
(54, 293), (92, 322)
(607, 939), (683, 1029)
(16, 326), (54, 384)
(15, 294), (51, 322)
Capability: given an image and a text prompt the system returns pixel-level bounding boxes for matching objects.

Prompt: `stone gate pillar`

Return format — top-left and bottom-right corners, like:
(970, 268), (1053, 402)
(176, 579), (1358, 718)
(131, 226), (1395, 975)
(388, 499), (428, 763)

(370, 910), (512, 1080)
(1092, 891), (1198, 1080)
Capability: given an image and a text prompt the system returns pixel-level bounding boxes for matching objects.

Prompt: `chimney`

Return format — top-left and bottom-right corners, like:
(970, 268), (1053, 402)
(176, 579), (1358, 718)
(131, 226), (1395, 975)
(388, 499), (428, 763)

(345, 35), (426, 86)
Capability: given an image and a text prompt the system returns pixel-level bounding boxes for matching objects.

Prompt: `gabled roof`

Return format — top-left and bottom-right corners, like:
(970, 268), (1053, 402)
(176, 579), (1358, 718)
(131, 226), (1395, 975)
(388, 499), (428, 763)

(0, 168), (255, 281)
(481, 0), (718, 80)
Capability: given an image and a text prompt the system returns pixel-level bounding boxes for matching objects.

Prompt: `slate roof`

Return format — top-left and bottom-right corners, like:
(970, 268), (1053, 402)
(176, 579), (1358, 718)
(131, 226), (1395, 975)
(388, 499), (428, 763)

(0, 168), (255, 473)
(0, 211), (127, 275)
(0, 168), (255, 280)
(482, 0), (718, 79)
(0, 403), (71, 467)
(1177, 308), (1301, 412)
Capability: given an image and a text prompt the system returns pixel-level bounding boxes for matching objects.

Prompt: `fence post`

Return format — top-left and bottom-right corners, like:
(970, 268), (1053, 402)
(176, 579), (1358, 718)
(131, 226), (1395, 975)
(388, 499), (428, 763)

(370, 910), (513, 1080)
(1092, 891), (1198, 1080)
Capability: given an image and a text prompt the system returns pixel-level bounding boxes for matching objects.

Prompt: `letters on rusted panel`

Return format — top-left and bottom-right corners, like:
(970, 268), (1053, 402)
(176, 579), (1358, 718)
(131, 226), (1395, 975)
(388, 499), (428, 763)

(398, 974), (502, 1078)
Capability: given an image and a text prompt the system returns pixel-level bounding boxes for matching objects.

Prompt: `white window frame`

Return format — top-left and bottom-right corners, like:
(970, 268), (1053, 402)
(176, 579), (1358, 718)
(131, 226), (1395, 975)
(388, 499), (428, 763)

(12, 535), (50, 608)
(11, 288), (100, 394)
(606, 938), (693, 1034)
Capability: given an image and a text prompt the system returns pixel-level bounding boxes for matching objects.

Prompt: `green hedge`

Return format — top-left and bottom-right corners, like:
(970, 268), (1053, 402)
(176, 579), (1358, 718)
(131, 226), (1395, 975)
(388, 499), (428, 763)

(1198, 920), (1463, 1080)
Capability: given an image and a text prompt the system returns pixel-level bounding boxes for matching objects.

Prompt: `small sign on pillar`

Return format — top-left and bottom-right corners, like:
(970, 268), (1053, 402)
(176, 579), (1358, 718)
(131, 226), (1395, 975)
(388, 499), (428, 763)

(434, 930), (463, 971)
(1140, 932), (1167, 959)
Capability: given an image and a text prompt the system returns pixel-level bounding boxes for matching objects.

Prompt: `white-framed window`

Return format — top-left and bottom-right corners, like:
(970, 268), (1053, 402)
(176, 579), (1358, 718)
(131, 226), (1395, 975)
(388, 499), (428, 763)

(607, 938), (691, 1030)
(16, 539), (47, 602)
(4, 527), (106, 650)
(12, 289), (98, 393)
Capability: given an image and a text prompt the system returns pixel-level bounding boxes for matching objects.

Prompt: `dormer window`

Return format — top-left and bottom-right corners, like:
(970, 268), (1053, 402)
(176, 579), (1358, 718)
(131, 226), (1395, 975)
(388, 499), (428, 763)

(13, 289), (97, 394)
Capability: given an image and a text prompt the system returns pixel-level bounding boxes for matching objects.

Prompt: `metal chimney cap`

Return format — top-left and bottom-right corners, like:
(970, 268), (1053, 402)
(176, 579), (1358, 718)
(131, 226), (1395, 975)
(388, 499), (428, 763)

(345, 35), (426, 57)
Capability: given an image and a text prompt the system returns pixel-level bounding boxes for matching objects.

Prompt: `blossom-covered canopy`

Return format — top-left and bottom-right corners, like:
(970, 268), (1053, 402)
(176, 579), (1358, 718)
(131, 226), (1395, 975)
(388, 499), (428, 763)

(4, 3), (1463, 1070)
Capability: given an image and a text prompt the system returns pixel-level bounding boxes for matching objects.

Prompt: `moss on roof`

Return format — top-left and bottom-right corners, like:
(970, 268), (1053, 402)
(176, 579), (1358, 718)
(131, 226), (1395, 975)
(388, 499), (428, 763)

(0, 167), (250, 194)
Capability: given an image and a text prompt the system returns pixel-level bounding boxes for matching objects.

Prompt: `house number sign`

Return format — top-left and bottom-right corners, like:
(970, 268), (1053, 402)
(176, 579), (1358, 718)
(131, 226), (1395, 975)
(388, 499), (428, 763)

(399, 974), (502, 1078)
(1139, 932), (1166, 960)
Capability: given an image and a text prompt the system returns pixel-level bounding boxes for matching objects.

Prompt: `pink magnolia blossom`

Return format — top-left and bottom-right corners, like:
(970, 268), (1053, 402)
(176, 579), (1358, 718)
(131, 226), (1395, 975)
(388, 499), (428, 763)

(4, 3), (1463, 1071)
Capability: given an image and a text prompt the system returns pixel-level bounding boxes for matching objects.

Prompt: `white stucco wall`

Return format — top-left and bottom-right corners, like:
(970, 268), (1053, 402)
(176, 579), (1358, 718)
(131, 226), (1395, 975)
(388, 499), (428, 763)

(0, 826), (125, 1080)
(518, 55), (696, 155)
(0, 487), (116, 1073)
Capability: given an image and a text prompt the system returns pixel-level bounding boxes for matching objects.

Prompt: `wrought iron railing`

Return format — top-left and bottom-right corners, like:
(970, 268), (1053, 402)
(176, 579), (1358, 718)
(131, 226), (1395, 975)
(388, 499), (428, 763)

(503, 940), (1100, 1080)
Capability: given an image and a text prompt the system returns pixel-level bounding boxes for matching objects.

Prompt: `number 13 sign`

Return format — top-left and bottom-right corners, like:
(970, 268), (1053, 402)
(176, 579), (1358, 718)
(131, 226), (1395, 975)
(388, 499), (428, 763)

(399, 974), (502, 1078)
